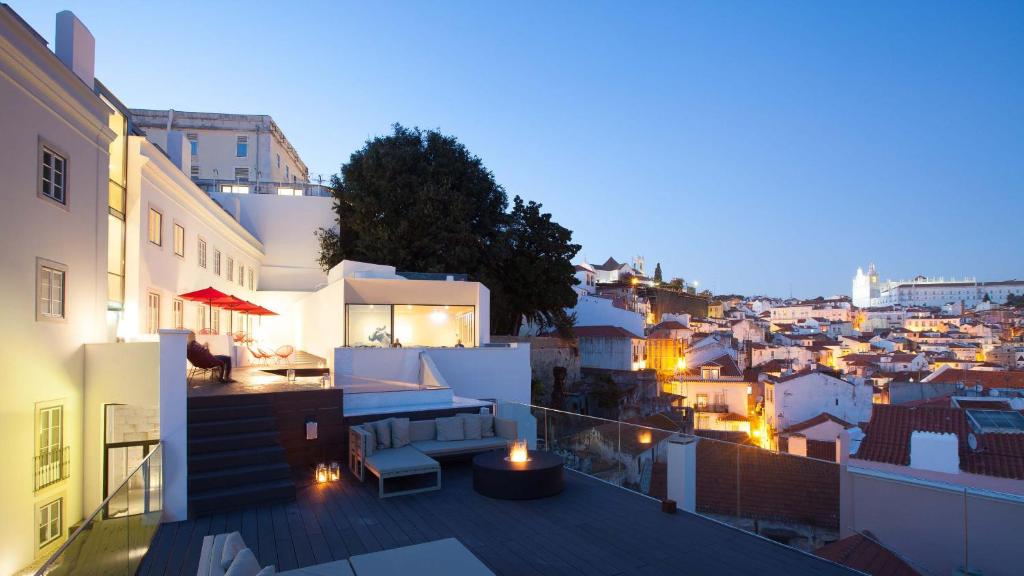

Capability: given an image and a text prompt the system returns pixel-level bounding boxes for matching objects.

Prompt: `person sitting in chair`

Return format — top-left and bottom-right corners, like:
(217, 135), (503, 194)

(187, 331), (234, 383)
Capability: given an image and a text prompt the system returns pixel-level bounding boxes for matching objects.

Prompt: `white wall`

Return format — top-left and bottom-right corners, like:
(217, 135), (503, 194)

(572, 294), (645, 336)
(210, 192), (334, 292)
(83, 342), (160, 512)
(578, 337), (634, 370)
(0, 9), (114, 570)
(769, 373), (872, 432)
(126, 139), (265, 338)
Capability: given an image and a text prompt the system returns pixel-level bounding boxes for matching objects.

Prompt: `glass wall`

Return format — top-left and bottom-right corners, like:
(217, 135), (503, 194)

(346, 304), (475, 347)
(101, 94), (127, 311)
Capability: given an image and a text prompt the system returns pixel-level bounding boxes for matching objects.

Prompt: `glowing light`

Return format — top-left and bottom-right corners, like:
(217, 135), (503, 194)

(315, 463), (328, 484)
(638, 430), (652, 444)
(430, 310), (448, 324)
(676, 357), (686, 370)
(508, 439), (529, 463)
(329, 462), (341, 481)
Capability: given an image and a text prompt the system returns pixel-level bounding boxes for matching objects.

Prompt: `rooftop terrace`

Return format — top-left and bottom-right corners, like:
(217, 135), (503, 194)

(139, 462), (855, 576)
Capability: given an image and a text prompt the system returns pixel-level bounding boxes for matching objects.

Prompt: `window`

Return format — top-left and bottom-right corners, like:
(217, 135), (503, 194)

(213, 249), (222, 275)
(198, 238), (207, 268)
(147, 292), (160, 333)
(220, 184), (249, 194)
(238, 264), (245, 286)
(345, 304), (477, 347)
(40, 144), (67, 205)
(37, 261), (66, 321)
(173, 223), (185, 258)
(148, 208), (162, 246)
(190, 165), (199, 179)
(236, 136), (248, 157)
(197, 306), (207, 332)
(234, 167), (250, 182)
(285, 165), (289, 180)
(211, 308), (220, 334)
(226, 257), (234, 282)
(276, 153), (280, 169)
(173, 299), (184, 329)
(187, 133), (198, 155)
(38, 498), (62, 548)
(696, 393), (709, 410)
(38, 405), (62, 469)
(248, 269), (254, 290)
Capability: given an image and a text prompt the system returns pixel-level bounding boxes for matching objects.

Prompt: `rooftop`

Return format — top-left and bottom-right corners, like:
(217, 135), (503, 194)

(139, 462), (855, 575)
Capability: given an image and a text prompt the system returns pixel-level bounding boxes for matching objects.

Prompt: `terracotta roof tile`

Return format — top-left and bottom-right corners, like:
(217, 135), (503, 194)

(574, 325), (643, 339)
(785, 413), (854, 434)
(927, 369), (1024, 390)
(815, 534), (923, 576)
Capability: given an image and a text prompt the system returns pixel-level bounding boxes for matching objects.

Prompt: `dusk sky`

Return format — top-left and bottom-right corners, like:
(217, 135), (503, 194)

(12, 1), (1022, 298)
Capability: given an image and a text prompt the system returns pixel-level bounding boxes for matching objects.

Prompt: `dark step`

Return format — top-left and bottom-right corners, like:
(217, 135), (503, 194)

(187, 403), (273, 423)
(188, 461), (292, 493)
(189, 479), (295, 517)
(188, 431), (279, 455)
(189, 445), (286, 472)
(188, 416), (276, 438)
(188, 393), (274, 410)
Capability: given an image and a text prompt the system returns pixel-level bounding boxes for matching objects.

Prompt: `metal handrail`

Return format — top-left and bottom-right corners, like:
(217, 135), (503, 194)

(34, 443), (162, 575)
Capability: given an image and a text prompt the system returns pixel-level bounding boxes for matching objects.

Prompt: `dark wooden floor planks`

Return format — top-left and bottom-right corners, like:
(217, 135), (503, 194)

(138, 463), (857, 576)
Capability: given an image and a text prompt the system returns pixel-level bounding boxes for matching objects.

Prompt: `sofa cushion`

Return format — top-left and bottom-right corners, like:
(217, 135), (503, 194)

(225, 548), (262, 576)
(366, 446), (439, 475)
(411, 437), (508, 457)
(391, 417), (411, 448)
(409, 419), (435, 442)
(221, 531), (247, 570)
(480, 414), (495, 438)
(459, 414), (483, 440)
(361, 425), (376, 456)
(255, 567), (275, 576)
(371, 419), (392, 450)
(436, 416), (465, 442)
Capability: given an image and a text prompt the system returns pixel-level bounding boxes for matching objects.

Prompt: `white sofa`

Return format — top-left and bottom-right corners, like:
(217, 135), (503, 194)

(349, 413), (517, 497)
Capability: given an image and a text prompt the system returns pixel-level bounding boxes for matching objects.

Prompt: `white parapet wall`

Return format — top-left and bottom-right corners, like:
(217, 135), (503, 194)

(334, 344), (531, 404)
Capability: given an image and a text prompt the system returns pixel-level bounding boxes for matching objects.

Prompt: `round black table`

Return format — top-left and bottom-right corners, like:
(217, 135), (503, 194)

(472, 449), (564, 500)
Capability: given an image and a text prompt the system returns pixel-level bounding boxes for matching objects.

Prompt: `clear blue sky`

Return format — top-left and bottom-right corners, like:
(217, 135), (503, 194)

(12, 1), (1023, 297)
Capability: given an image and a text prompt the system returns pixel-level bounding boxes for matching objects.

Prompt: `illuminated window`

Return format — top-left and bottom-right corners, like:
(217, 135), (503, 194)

(38, 498), (62, 549)
(37, 260), (66, 321)
(147, 292), (160, 333)
(198, 238), (207, 268)
(40, 144), (67, 205)
(173, 223), (185, 258)
(234, 167), (249, 182)
(148, 208), (162, 245)
(173, 299), (184, 329)
(346, 304), (476, 348)
(221, 184), (249, 194)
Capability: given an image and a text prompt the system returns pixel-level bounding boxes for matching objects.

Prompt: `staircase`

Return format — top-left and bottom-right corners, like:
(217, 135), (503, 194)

(291, 350), (324, 365)
(187, 394), (295, 517)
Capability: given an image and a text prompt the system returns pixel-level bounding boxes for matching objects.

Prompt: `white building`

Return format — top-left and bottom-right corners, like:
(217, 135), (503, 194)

(575, 325), (647, 371)
(853, 265), (1024, 308)
(763, 370), (872, 438)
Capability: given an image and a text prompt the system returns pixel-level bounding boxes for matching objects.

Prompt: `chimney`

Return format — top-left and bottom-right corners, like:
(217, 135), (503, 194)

(787, 434), (807, 457)
(165, 131), (191, 172)
(909, 431), (960, 474)
(836, 429), (850, 465)
(55, 11), (95, 89)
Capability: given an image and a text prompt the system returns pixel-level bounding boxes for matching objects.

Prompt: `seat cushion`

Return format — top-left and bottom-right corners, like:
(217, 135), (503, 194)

(391, 417), (411, 448)
(411, 437), (508, 457)
(366, 446), (439, 474)
(371, 419), (392, 450)
(409, 419), (435, 442)
(436, 416), (465, 442)
(459, 414), (483, 440)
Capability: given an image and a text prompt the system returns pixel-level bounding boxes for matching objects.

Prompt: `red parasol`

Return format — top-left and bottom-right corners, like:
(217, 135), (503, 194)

(178, 287), (231, 332)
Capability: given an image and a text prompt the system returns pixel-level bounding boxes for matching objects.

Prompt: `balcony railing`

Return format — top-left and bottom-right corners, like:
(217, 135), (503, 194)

(35, 444), (162, 576)
(34, 446), (70, 491)
(694, 403), (729, 413)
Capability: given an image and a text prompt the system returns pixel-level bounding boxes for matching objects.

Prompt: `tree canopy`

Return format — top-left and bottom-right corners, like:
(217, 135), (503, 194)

(318, 124), (580, 335)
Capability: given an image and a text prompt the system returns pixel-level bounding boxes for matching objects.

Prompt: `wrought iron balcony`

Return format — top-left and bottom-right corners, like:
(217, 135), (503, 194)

(35, 446), (70, 491)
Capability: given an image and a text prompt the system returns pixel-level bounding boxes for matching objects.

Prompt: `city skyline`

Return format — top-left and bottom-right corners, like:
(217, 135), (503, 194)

(11, 0), (1023, 297)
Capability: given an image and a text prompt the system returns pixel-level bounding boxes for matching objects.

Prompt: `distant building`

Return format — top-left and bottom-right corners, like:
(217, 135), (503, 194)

(130, 109), (327, 197)
(852, 264), (1024, 308)
(575, 325), (647, 371)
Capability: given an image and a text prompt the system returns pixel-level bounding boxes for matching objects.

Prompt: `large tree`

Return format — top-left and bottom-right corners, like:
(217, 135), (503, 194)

(318, 124), (580, 335)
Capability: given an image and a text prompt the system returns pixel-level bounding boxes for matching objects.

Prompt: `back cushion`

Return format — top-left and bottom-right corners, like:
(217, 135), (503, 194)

(436, 416), (465, 442)
(224, 548), (262, 576)
(480, 414), (495, 438)
(371, 419), (392, 449)
(460, 414), (483, 440)
(221, 531), (247, 570)
(409, 420), (435, 442)
(360, 425), (376, 456)
(391, 417), (411, 448)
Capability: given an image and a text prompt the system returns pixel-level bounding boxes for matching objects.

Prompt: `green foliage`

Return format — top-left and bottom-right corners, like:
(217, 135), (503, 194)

(531, 377), (546, 405)
(667, 277), (685, 290)
(1007, 294), (1024, 308)
(654, 262), (663, 283)
(317, 124), (581, 335)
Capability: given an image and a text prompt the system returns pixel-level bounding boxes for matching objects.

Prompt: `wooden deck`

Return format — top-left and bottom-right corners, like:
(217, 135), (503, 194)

(139, 462), (855, 576)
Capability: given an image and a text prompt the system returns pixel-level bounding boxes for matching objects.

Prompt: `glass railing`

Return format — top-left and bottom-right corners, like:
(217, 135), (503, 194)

(516, 403), (842, 552)
(35, 444), (163, 576)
